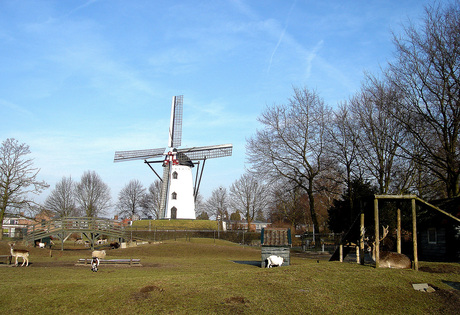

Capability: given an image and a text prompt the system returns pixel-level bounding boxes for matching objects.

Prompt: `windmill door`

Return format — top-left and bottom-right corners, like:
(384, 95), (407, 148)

(171, 207), (177, 219)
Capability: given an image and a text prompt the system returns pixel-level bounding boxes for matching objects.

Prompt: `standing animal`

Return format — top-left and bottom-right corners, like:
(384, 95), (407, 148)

(266, 255), (284, 268)
(38, 242), (46, 248)
(367, 225), (412, 269)
(9, 243), (29, 267)
(91, 257), (100, 272)
(91, 250), (106, 259)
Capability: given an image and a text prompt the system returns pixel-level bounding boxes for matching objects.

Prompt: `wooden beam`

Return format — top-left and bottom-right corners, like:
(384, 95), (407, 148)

(397, 208), (401, 254)
(412, 198), (419, 271)
(415, 197), (460, 223)
(360, 213), (365, 265)
(374, 198), (380, 268)
(374, 194), (418, 200)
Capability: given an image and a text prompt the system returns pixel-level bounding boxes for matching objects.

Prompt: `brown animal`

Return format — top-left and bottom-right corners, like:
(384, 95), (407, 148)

(9, 243), (29, 267)
(368, 226), (411, 269)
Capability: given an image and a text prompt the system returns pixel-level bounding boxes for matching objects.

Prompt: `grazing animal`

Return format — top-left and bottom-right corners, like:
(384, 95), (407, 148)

(110, 242), (120, 249)
(38, 242), (46, 248)
(367, 225), (412, 269)
(91, 257), (100, 272)
(9, 243), (29, 267)
(91, 250), (106, 259)
(266, 255), (284, 268)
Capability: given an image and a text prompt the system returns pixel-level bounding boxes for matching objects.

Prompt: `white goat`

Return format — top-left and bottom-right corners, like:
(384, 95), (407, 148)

(266, 255), (284, 268)
(38, 242), (46, 248)
(96, 239), (108, 245)
(92, 250), (106, 259)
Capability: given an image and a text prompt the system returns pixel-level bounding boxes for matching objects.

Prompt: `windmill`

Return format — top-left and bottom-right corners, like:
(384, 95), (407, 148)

(114, 95), (233, 219)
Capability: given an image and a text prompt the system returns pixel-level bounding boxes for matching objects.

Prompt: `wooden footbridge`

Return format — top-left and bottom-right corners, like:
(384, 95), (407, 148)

(25, 217), (126, 250)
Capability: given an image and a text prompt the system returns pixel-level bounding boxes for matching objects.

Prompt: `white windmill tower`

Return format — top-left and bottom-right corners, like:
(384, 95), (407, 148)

(114, 95), (233, 219)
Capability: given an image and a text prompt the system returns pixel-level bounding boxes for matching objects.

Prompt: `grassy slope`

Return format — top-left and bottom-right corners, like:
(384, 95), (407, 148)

(0, 239), (459, 314)
(131, 219), (218, 230)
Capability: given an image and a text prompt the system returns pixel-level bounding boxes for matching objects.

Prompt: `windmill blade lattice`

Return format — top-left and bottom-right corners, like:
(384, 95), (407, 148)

(169, 95), (183, 148)
(114, 147), (166, 162)
(177, 144), (233, 160)
(159, 163), (171, 217)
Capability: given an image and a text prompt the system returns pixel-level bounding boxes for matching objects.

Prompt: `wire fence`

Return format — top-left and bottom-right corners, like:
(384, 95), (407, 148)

(129, 229), (263, 245)
(129, 228), (344, 252)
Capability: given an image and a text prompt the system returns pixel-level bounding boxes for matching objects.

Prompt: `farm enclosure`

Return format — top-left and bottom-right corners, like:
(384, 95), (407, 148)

(0, 239), (459, 314)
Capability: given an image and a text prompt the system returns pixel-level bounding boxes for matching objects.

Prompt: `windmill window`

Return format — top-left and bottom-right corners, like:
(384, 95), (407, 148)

(428, 228), (437, 244)
(172, 171), (178, 179)
(172, 192), (177, 200)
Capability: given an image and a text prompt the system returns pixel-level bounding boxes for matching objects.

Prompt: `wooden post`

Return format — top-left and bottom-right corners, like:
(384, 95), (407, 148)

(339, 245), (343, 262)
(356, 246), (360, 264)
(397, 208), (401, 254)
(374, 198), (380, 268)
(411, 198), (418, 271)
(360, 213), (365, 265)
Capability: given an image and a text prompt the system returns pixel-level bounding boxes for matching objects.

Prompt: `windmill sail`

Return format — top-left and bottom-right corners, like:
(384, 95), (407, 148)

(177, 144), (233, 160)
(169, 95), (183, 148)
(114, 147), (165, 162)
(159, 163), (171, 218)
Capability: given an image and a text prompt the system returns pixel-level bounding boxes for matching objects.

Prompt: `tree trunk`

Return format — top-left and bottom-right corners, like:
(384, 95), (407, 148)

(307, 181), (320, 249)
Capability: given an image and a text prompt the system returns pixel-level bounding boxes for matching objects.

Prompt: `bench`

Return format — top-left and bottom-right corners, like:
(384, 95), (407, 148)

(77, 258), (141, 266)
(0, 255), (12, 265)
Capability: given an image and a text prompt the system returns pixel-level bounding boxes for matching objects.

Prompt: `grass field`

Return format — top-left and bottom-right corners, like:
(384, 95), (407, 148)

(0, 239), (459, 314)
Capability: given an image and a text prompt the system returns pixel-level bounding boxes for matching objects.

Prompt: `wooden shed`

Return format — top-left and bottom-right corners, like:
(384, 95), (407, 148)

(418, 197), (460, 262)
(261, 228), (291, 268)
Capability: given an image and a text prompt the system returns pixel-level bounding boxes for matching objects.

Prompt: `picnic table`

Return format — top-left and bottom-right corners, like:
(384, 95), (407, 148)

(77, 258), (141, 266)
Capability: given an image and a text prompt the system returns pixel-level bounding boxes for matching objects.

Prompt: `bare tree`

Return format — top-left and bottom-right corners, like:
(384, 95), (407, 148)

(204, 186), (229, 221)
(229, 172), (270, 230)
(141, 180), (162, 219)
(194, 192), (205, 220)
(350, 76), (407, 194)
(327, 102), (361, 210)
(268, 179), (306, 228)
(247, 87), (331, 235)
(0, 138), (48, 239)
(74, 170), (111, 217)
(44, 176), (77, 217)
(387, 1), (460, 197)
(117, 179), (146, 219)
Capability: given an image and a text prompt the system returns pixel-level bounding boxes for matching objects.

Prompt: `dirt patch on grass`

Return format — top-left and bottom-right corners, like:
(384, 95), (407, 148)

(431, 286), (460, 314)
(132, 285), (165, 301)
(140, 285), (165, 293)
(224, 296), (249, 305)
(223, 296), (250, 314)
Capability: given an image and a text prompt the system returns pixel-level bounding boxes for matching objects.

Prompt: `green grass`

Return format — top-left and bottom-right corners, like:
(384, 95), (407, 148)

(131, 219), (218, 230)
(0, 239), (459, 314)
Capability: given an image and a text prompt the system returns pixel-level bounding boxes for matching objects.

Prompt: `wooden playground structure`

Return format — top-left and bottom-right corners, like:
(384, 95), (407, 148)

(331, 194), (460, 270)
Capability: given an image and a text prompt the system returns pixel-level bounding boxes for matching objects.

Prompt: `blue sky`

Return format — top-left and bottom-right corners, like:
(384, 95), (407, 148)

(0, 0), (432, 216)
